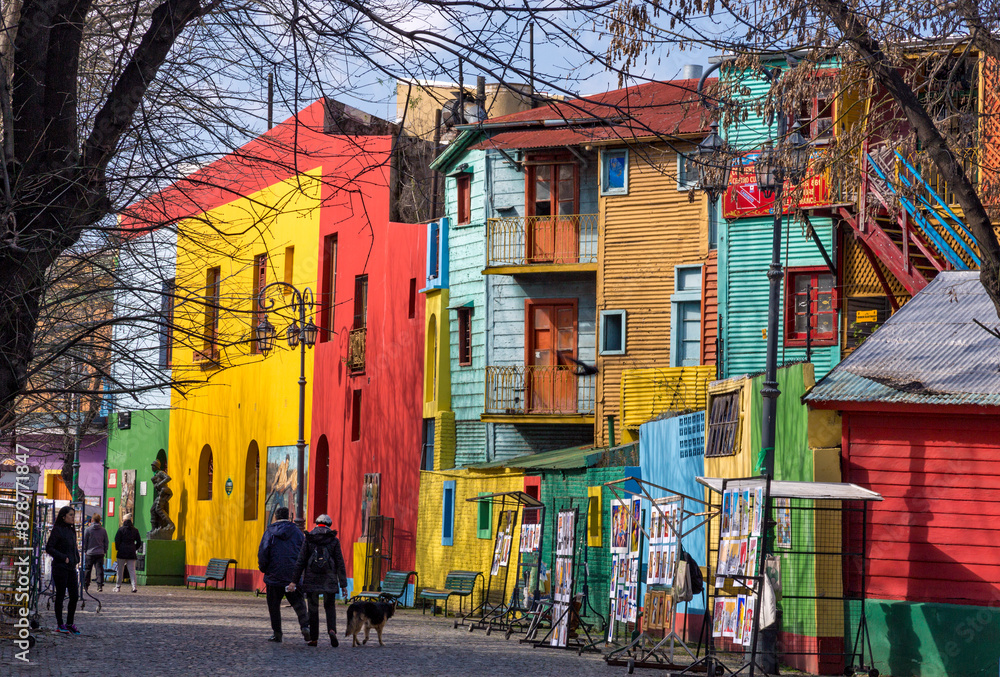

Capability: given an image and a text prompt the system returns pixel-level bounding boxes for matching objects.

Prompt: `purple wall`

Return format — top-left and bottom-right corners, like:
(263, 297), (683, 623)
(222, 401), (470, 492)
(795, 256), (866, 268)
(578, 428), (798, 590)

(4, 433), (107, 499)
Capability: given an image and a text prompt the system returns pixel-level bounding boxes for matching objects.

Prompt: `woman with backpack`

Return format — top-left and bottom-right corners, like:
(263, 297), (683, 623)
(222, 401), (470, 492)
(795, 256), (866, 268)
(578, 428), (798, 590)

(113, 514), (142, 593)
(45, 506), (81, 634)
(287, 514), (348, 646)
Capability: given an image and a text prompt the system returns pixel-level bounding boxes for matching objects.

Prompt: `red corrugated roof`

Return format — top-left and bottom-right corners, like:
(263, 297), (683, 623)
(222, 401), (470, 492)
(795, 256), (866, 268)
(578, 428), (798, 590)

(469, 78), (716, 151)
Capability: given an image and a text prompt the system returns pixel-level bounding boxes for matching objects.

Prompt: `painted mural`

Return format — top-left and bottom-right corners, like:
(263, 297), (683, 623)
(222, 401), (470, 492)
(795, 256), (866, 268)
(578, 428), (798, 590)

(265, 445), (307, 523)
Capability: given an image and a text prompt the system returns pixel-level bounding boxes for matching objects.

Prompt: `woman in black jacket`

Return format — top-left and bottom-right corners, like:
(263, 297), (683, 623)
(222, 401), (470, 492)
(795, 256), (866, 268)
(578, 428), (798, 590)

(45, 506), (80, 634)
(113, 515), (142, 593)
(287, 515), (348, 646)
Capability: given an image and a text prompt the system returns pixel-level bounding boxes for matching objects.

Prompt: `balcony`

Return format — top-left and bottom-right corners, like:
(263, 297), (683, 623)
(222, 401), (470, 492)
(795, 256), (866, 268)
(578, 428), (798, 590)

(485, 214), (598, 274)
(347, 327), (366, 372)
(484, 365), (595, 424)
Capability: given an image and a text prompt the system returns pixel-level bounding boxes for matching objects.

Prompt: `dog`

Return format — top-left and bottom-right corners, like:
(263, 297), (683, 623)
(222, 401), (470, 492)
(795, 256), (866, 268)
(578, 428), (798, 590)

(345, 601), (396, 647)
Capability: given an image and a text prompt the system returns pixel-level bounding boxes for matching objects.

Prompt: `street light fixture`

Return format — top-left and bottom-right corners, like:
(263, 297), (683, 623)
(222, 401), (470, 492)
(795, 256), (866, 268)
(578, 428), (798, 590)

(783, 129), (811, 184)
(754, 141), (781, 195)
(696, 120), (730, 200)
(256, 282), (316, 529)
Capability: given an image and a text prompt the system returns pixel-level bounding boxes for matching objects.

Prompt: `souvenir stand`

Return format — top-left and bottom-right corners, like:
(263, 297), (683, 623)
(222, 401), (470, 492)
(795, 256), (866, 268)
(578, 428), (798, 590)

(461, 491), (543, 633)
(501, 501), (545, 639)
(531, 502), (601, 654)
(691, 477), (882, 677)
(603, 478), (711, 674)
(0, 466), (42, 648)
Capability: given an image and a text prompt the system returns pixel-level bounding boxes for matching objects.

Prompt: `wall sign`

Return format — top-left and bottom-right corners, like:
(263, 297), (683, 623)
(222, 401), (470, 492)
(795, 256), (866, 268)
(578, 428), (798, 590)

(107, 469), (118, 489)
(722, 152), (830, 219)
(855, 309), (878, 323)
(107, 497), (115, 517)
(225, 478), (233, 496)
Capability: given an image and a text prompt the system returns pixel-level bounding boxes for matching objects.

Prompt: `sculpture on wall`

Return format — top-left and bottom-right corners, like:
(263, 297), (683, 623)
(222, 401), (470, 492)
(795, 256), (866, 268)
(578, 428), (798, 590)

(148, 460), (176, 540)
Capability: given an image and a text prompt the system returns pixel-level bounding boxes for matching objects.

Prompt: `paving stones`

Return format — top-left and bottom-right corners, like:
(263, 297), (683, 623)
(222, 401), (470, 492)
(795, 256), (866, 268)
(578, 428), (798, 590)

(1, 587), (631, 676)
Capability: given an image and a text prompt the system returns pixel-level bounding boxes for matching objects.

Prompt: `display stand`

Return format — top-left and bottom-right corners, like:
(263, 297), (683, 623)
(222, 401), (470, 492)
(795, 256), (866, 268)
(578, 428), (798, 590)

(499, 503), (545, 639)
(461, 491), (543, 632)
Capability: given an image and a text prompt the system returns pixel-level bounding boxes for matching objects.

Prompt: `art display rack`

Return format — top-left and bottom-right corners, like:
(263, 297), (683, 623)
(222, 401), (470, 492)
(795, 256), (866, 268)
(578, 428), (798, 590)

(498, 503), (546, 639)
(461, 491), (543, 633)
(0, 486), (41, 647)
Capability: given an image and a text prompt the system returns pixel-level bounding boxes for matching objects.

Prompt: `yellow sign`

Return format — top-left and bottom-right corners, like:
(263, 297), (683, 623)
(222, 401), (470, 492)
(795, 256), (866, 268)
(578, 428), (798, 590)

(856, 309), (878, 323)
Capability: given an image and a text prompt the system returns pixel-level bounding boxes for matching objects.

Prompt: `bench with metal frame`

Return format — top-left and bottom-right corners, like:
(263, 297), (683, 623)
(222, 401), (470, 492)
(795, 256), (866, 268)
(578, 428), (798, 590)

(185, 558), (238, 590)
(351, 569), (418, 607)
(419, 570), (483, 620)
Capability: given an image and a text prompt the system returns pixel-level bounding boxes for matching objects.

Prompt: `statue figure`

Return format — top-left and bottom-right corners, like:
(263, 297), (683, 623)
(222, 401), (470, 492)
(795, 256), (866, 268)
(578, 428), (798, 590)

(148, 460), (176, 540)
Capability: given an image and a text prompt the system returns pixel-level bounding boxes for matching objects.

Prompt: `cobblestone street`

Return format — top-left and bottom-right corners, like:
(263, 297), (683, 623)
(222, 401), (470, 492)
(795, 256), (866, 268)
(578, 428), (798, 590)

(2, 587), (642, 677)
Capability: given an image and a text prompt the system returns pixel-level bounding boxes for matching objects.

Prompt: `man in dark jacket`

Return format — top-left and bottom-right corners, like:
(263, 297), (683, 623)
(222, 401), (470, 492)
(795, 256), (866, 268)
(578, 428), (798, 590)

(113, 515), (142, 593)
(257, 507), (309, 642)
(83, 515), (109, 592)
(288, 514), (348, 647)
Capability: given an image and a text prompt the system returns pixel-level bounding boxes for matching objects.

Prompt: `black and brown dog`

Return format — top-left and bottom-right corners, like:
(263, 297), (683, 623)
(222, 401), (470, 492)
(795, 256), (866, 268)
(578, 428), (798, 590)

(345, 601), (396, 647)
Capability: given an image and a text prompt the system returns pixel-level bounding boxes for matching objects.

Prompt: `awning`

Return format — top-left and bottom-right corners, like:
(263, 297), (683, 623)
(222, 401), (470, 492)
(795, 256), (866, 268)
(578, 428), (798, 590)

(466, 490), (544, 508)
(467, 444), (603, 471)
(696, 477), (883, 502)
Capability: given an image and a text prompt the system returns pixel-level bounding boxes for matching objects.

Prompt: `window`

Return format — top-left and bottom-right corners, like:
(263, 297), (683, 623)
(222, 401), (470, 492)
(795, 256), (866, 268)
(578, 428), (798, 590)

(523, 478), (541, 525)
(426, 314), (438, 403)
(251, 253), (266, 354)
(456, 174), (471, 225)
(527, 162), (578, 217)
(158, 278), (175, 368)
(315, 436), (330, 516)
(244, 442), (259, 520)
(283, 246), (295, 292)
(353, 275), (368, 329)
(320, 235), (337, 342)
(442, 480), (456, 546)
(677, 152), (698, 190)
(845, 296), (891, 350)
(477, 492), (492, 539)
(785, 268), (837, 347)
(198, 445), (214, 500)
(457, 307), (472, 366)
(587, 485), (602, 547)
(601, 149), (629, 195)
(600, 310), (626, 356)
(708, 200), (719, 251)
(705, 390), (740, 457)
(797, 93), (834, 143)
(408, 278), (417, 319)
(671, 266), (702, 367)
(428, 221), (441, 281)
(351, 389), (362, 441)
(200, 267), (221, 360)
(421, 418), (435, 471)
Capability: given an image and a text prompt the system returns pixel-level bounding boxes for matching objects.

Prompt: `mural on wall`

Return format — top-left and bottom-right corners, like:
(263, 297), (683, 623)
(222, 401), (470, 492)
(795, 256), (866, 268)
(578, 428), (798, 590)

(361, 473), (380, 538)
(121, 470), (137, 518)
(265, 445), (307, 523)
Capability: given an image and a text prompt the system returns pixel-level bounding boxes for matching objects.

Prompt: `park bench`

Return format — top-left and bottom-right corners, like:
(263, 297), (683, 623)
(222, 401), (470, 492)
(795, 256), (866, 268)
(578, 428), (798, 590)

(419, 570), (483, 618)
(351, 570), (418, 607)
(186, 558), (238, 590)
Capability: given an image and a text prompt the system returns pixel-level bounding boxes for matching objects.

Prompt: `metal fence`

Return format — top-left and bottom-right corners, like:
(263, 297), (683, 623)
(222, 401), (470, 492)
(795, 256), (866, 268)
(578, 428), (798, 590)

(485, 365), (595, 416)
(486, 214), (598, 268)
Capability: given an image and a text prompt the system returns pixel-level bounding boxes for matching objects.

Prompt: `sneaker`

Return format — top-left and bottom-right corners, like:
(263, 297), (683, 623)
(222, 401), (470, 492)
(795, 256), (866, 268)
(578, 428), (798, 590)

(57, 624), (70, 634)
(67, 624), (80, 635)
(301, 629), (310, 643)
(113, 587), (120, 593)
(97, 586), (103, 592)
(329, 633), (339, 647)
(131, 588), (137, 593)
(306, 640), (317, 647)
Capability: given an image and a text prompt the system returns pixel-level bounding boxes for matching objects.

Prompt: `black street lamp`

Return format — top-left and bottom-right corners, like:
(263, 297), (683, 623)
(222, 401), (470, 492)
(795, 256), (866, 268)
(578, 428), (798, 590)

(696, 120), (730, 201)
(256, 282), (317, 529)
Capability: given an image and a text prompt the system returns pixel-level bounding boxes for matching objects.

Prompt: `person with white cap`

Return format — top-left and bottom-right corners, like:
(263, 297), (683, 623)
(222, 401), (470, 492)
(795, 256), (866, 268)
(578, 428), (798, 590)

(287, 514), (348, 646)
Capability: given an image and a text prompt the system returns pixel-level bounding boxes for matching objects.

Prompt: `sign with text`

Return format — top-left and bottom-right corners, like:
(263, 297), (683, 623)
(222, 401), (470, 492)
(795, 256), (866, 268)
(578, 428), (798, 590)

(722, 152), (831, 219)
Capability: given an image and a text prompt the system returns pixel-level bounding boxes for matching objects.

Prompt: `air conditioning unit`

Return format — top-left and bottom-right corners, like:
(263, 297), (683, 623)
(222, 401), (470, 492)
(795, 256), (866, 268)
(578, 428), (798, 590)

(118, 411), (132, 430)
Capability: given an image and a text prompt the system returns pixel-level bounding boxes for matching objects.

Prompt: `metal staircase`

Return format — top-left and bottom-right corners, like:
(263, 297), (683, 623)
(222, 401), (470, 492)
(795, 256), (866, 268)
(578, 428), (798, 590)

(839, 146), (980, 296)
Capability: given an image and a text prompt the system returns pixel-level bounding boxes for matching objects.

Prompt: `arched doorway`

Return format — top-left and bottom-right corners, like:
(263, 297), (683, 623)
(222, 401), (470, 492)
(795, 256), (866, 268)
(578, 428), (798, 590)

(156, 448), (167, 471)
(244, 441), (259, 520)
(198, 445), (213, 500)
(314, 435), (330, 520)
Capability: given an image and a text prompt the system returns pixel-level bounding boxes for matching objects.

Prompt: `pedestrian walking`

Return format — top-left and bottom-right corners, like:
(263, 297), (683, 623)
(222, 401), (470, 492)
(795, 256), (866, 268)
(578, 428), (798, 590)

(82, 515), (109, 592)
(45, 505), (80, 634)
(114, 514), (142, 593)
(287, 514), (348, 647)
(257, 507), (309, 642)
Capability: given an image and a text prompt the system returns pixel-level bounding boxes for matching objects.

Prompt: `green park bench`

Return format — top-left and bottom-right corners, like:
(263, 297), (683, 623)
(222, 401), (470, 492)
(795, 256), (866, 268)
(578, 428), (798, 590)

(186, 558), (238, 590)
(351, 570), (418, 607)
(419, 570), (483, 618)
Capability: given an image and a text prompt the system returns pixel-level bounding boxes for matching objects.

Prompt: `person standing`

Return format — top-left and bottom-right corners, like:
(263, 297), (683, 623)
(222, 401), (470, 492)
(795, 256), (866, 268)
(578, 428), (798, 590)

(288, 514), (348, 647)
(82, 515), (109, 592)
(114, 514), (142, 593)
(45, 506), (80, 634)
(257, 507), (309, 642)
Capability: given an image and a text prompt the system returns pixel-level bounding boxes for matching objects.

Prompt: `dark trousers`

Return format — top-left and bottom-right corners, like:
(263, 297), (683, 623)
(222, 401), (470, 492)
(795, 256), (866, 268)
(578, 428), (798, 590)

(83, 554), (104, 589)
(305, 592), (337, 641)
(265, 584), (307, 636)
(52, 567), (78, 627)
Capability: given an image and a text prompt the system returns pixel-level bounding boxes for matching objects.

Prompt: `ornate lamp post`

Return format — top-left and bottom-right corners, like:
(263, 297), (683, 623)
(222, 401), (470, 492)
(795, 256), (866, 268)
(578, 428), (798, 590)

(256, 283), (318, 529)
(696, 120), (730, 202)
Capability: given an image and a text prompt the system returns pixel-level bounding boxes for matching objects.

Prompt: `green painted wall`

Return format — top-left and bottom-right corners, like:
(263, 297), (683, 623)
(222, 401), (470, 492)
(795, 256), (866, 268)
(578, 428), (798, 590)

(105, 409), (170, 545)
(847, 598), (1000, 677)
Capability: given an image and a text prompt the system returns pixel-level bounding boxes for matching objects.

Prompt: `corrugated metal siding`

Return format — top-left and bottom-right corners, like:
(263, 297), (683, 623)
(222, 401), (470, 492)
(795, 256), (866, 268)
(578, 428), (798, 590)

(454, 419), (487, 467)
(597, 143), (710, 445)
(701, 249), (719, 367)
(619, 366), (714, 429)
(491, 423), (594, 462)
(718, 214), (839, 380)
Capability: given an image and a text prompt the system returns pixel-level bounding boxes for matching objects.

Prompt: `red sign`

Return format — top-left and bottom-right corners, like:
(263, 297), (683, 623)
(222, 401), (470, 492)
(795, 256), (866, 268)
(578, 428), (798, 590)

(107, 497), (115, 517)
(107, 469), (118, 489)
(722, 153), (830, 219)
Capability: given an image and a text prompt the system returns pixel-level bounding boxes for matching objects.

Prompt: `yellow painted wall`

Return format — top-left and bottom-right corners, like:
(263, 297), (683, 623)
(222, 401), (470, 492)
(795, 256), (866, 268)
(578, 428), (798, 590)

(619, 365), (715, 431)
(169, 170), (322, 576)
(423, 288), (451, 419)
(597, 142), (712, 446)
(416, 468), (525, 611)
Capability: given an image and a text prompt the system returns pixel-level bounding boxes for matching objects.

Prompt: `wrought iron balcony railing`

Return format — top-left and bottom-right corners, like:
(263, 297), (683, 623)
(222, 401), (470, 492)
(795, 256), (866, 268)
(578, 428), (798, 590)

(486, 214), (598, 269)
(348, 327), (366, 372)
(485, 365), (595, 416)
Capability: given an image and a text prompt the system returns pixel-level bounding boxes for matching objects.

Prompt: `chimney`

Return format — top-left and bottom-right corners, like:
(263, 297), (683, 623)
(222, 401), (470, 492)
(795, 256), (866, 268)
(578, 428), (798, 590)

(682, 64), (704, 80)
(476, 76), (486, 110)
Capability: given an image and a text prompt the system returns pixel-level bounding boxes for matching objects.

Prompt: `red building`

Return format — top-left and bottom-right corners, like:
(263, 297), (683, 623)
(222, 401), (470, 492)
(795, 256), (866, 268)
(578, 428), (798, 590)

(308, 172), (426, 595)
(806, 270), (1000, 677)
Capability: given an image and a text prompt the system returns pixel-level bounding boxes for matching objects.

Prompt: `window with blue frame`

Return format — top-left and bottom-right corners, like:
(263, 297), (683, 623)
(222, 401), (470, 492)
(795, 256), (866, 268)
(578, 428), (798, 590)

(671, 266), (702, 367)
(676, 152), (698, 190)
(442, 480), (455, 546)
(601, 149), (629, 195)
(600, 309), (627, 355)
(428, 220), (440, 280)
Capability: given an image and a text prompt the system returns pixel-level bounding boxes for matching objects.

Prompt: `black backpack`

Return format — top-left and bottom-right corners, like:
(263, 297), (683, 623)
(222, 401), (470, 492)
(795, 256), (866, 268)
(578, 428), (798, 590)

(308, 544), (333, 574)
(682, 550), (704, 594)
